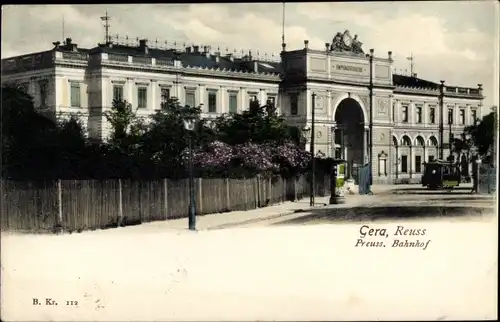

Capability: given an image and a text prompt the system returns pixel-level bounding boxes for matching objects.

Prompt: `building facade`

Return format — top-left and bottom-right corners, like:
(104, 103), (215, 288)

(1, 31), (484, 184)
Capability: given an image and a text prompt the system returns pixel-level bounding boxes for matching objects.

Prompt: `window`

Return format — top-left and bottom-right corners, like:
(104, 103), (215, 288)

(415, 156), (422, 173)
(185, 90), (196, 107)
(113, 85), (123, 102)
(229, 93), (238, 113)
(290, 94), (298, 115)
(471, 109), (477, 125)
(448, 108), (454, 124)
(208, 91), (217, 113)
(392, 102), (396, 122)
(39, 81), (48, 107)
(401, 155), (408, 173)
(429, 107), (436, 124)
(416, 106), (422, 123)
(248, 93), (258, 108)
(160, 87), (170, 105)
(137, 87), (148, 109)
(70, 82), (81, 107)
(401, 105), (408, 123)
(459, 109), (465, 124)
(428, 156), (434, 163)
(267, 95), (276, 109)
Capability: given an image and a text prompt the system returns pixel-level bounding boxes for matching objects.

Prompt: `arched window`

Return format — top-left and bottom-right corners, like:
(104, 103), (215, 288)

(401, 136), (411, 146)
(392, 136), (398, 147)
(428, 136), (438, 147)
(415, 136), (425, 146)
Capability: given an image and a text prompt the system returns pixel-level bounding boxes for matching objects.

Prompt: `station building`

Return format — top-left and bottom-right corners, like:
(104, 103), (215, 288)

(1, 30), (484, 184)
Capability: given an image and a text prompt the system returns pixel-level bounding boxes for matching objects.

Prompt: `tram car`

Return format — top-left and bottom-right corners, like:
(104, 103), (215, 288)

(421, 160), (461, 189)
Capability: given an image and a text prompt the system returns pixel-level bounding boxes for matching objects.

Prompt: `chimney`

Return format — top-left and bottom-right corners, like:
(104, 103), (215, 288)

(304, 40), (309, 50)
(139, 39), (148, 54)
(193, 45), (200, 53)
(52, 41), (61, 49)
(388, 51), (393, 60)
(413, 73), (418, 78)
(215, 52), (220, 64)
(66, 38), (72, 46)
(254, 61), (259, 73)
(325, 43), (330, 51)
(227, 53), (234, 62)
(185, 46), (192, 53)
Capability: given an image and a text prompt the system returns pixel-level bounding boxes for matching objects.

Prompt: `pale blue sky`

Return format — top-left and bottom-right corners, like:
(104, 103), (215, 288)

(2, 3), (498, 109)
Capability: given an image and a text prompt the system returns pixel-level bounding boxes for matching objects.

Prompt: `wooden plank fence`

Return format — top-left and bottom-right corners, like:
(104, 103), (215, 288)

(0, 174), (330, 233)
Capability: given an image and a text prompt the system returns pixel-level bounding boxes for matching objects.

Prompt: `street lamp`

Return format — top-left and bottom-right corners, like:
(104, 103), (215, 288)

(439, 80), (445, 160)
(183, 112), (197, 231)
(448, 108), (453, 164)
(366, 49), (374, 192)
(310, 93), (317, 207)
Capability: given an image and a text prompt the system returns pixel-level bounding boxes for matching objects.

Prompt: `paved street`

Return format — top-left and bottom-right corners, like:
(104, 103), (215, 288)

(136, 183), (496, 231)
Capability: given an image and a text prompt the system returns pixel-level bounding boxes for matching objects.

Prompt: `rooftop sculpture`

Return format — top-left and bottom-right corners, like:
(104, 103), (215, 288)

(330, 30), (364, 54)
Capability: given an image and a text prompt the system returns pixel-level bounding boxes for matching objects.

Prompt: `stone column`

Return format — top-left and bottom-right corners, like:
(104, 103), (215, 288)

(150, 80), (156, 111)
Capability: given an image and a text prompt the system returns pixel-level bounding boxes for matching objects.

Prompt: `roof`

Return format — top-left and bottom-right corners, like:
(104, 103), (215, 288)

(392, 74), (439, 90)
(0, 41), (481, 91)
(86, 43), (282, 74)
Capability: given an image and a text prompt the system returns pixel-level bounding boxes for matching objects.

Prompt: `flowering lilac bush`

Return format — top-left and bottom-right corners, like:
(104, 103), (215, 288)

(180, 140), (234, 168)
(180, 140), (311, 177)
(233, 142), (279, 173)
(272, 141), (311, 169)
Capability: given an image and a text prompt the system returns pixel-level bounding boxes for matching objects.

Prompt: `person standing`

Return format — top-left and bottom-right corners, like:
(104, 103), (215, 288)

(471, 156), (479, 194)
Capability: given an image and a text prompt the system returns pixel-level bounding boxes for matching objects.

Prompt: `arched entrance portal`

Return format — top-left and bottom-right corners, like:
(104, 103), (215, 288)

(333, 98), (367, 181)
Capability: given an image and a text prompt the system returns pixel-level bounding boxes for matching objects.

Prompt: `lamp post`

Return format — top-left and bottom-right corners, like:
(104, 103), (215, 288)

(310, 92), (317, 207)
(448, 108), (453, 164)
(439, 80), (445, 160)
(183, 113), (197, 231)
(367, 49), (374, 191)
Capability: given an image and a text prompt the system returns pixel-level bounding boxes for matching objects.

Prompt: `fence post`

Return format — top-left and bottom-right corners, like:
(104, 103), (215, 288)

(268, 177), (272, 205)
(255, 175), (260, 208)
(294, 177), (298, 201)
(225, 178), (230, 211)
(282, 177), (286, 203)
(243, 178), (248, 210)
(197, 178), (203, 215)
(118, 179), (123, 226)
(56, 179), (63, 231)
(163, 178), (168, 220)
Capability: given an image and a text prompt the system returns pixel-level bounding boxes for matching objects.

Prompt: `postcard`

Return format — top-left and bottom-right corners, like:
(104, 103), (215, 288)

(1, 3), (498, 321)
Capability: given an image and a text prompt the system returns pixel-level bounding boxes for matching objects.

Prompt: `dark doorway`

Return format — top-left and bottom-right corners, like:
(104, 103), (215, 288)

(334, 98), (366, 181)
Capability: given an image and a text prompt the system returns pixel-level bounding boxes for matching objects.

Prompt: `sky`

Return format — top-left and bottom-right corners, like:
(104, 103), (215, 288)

(2, 3), (499, 111)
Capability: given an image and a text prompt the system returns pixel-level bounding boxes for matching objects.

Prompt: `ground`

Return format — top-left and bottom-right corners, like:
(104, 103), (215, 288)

(1, 185), (497, 321)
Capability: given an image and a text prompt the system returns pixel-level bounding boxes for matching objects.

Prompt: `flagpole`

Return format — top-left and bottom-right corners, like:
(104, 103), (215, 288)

(281, 2), (286, 48)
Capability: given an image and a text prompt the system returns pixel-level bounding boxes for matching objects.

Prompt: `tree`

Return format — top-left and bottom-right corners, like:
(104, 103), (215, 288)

(1, 85), (61, 179)
(213, 100), (301, 145)
(451, 132), (472, 163)
(54, 115), (90, 178)
(465, 110), (496, 157)
(104, 99), (144, 150)
(141, 97), (213, 176)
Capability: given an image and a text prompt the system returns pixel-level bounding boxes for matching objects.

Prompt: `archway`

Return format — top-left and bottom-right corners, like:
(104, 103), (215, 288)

(333, 97), (366, 180)
(428, 136), (438, 162)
